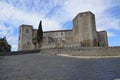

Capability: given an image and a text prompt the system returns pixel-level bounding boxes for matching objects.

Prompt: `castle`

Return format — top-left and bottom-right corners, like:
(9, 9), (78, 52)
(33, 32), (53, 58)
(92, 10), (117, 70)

(18, 11), (108, 51)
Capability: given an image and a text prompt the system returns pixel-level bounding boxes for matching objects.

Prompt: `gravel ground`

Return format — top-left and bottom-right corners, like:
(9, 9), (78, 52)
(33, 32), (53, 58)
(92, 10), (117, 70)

(0, 53), (120, 80)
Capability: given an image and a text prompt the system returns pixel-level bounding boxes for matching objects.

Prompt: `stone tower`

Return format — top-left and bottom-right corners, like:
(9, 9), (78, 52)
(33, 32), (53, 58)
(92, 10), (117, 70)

(18, 25), (33, 50)
(73, 11), (98, 47)
(97, 31), (108, 46)
(18, 11), (108, 51)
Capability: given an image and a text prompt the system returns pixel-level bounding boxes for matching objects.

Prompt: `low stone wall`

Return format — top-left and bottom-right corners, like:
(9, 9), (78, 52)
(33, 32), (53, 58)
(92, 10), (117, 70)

(1, 47), (120, 56)
(40, 47), (120, 56)
(0, 49), (41, 56)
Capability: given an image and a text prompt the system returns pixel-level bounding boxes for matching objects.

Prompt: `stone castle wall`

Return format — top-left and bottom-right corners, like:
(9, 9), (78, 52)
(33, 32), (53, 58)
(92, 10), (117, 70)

(18, 11), (108, 51)
(1, 47), (120, 56)
(73, 12), (98, 47)
(18, 25), (34, 50)
(40, 47), (120, 56)
(97, 31), (108, 46)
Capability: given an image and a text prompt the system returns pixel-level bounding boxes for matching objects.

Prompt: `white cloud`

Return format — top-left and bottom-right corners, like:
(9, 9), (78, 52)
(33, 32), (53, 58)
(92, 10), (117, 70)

(0, 0), (63, 51)
(63, 0), (108, 19)
(7, 36), (18, 51)
(61, 0), (120, 31)
(0, 22), (18, 51)
(0, 23), (14, 37)
(96, 14), (120, 31)
(107, 32), (116, 37)
(0, 0), (120, 50)
(11, 44), (18, 51)
(0, 1), (62, 30)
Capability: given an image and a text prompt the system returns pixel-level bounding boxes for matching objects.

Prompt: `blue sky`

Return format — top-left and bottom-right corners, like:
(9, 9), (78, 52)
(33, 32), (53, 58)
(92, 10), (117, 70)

(0, 0), (120, 51)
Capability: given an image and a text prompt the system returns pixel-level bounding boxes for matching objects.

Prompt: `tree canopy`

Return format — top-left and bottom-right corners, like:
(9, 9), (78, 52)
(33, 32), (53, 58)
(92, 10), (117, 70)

(0, 37), (11, 52)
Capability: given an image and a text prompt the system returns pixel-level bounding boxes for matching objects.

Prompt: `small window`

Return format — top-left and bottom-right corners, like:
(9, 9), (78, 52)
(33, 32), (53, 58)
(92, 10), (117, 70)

(27, 42), (29, 45)
(61, 33), (63, 35)
(20, 29), (21, 33)
(56, 33), (58, 36)
(26, 29), (29, 33)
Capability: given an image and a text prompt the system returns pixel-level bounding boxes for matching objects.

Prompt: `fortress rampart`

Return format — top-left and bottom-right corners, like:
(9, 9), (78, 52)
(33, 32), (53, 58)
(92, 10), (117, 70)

(18, 11), (108, 51)
(1, 47), (120, 56)
(41, 47), (120, 56)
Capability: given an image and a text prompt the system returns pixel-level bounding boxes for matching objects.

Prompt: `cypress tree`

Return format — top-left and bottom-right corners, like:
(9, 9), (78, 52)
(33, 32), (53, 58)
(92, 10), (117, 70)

(36, 20), (43, 45)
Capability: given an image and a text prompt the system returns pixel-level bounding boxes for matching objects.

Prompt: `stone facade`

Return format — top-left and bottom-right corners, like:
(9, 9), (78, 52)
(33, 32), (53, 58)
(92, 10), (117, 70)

(73, 12), (98, 47)
(18, 11), (108, 51)
(18, 25), (34, 50)
(40, 47), (120, 56)
(97, 31), (108, 47)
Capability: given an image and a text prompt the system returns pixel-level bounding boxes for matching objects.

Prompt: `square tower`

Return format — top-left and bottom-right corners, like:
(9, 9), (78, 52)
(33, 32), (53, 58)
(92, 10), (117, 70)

(73, 11), (98, 47)
(97, 31), (108, 47)
(18, 25), (33, 50)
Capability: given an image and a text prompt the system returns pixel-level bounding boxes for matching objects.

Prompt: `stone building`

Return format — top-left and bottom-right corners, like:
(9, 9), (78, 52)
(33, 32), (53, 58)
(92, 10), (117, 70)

(18, 11), (108, 51)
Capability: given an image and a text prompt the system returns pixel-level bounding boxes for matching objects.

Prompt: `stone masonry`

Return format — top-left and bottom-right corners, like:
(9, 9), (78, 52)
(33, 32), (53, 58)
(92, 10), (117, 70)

(18, 11), (108, 51)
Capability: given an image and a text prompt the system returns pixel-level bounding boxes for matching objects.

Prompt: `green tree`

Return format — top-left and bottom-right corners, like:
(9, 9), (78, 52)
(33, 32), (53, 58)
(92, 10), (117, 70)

(35, 20), (43, 48)
(0, 37), (11, 52)
(37, 20), (43, 43)
(32, 20), (43, 49)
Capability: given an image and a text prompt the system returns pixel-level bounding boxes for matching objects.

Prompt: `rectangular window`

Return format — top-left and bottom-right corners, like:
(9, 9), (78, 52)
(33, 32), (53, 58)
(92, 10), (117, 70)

(56, 33), (58, 36)
(27, 42), (29, 45)
(61, 33), (63, 35)
(26, 29), (29, 33)
(20, 29), (21, 33)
